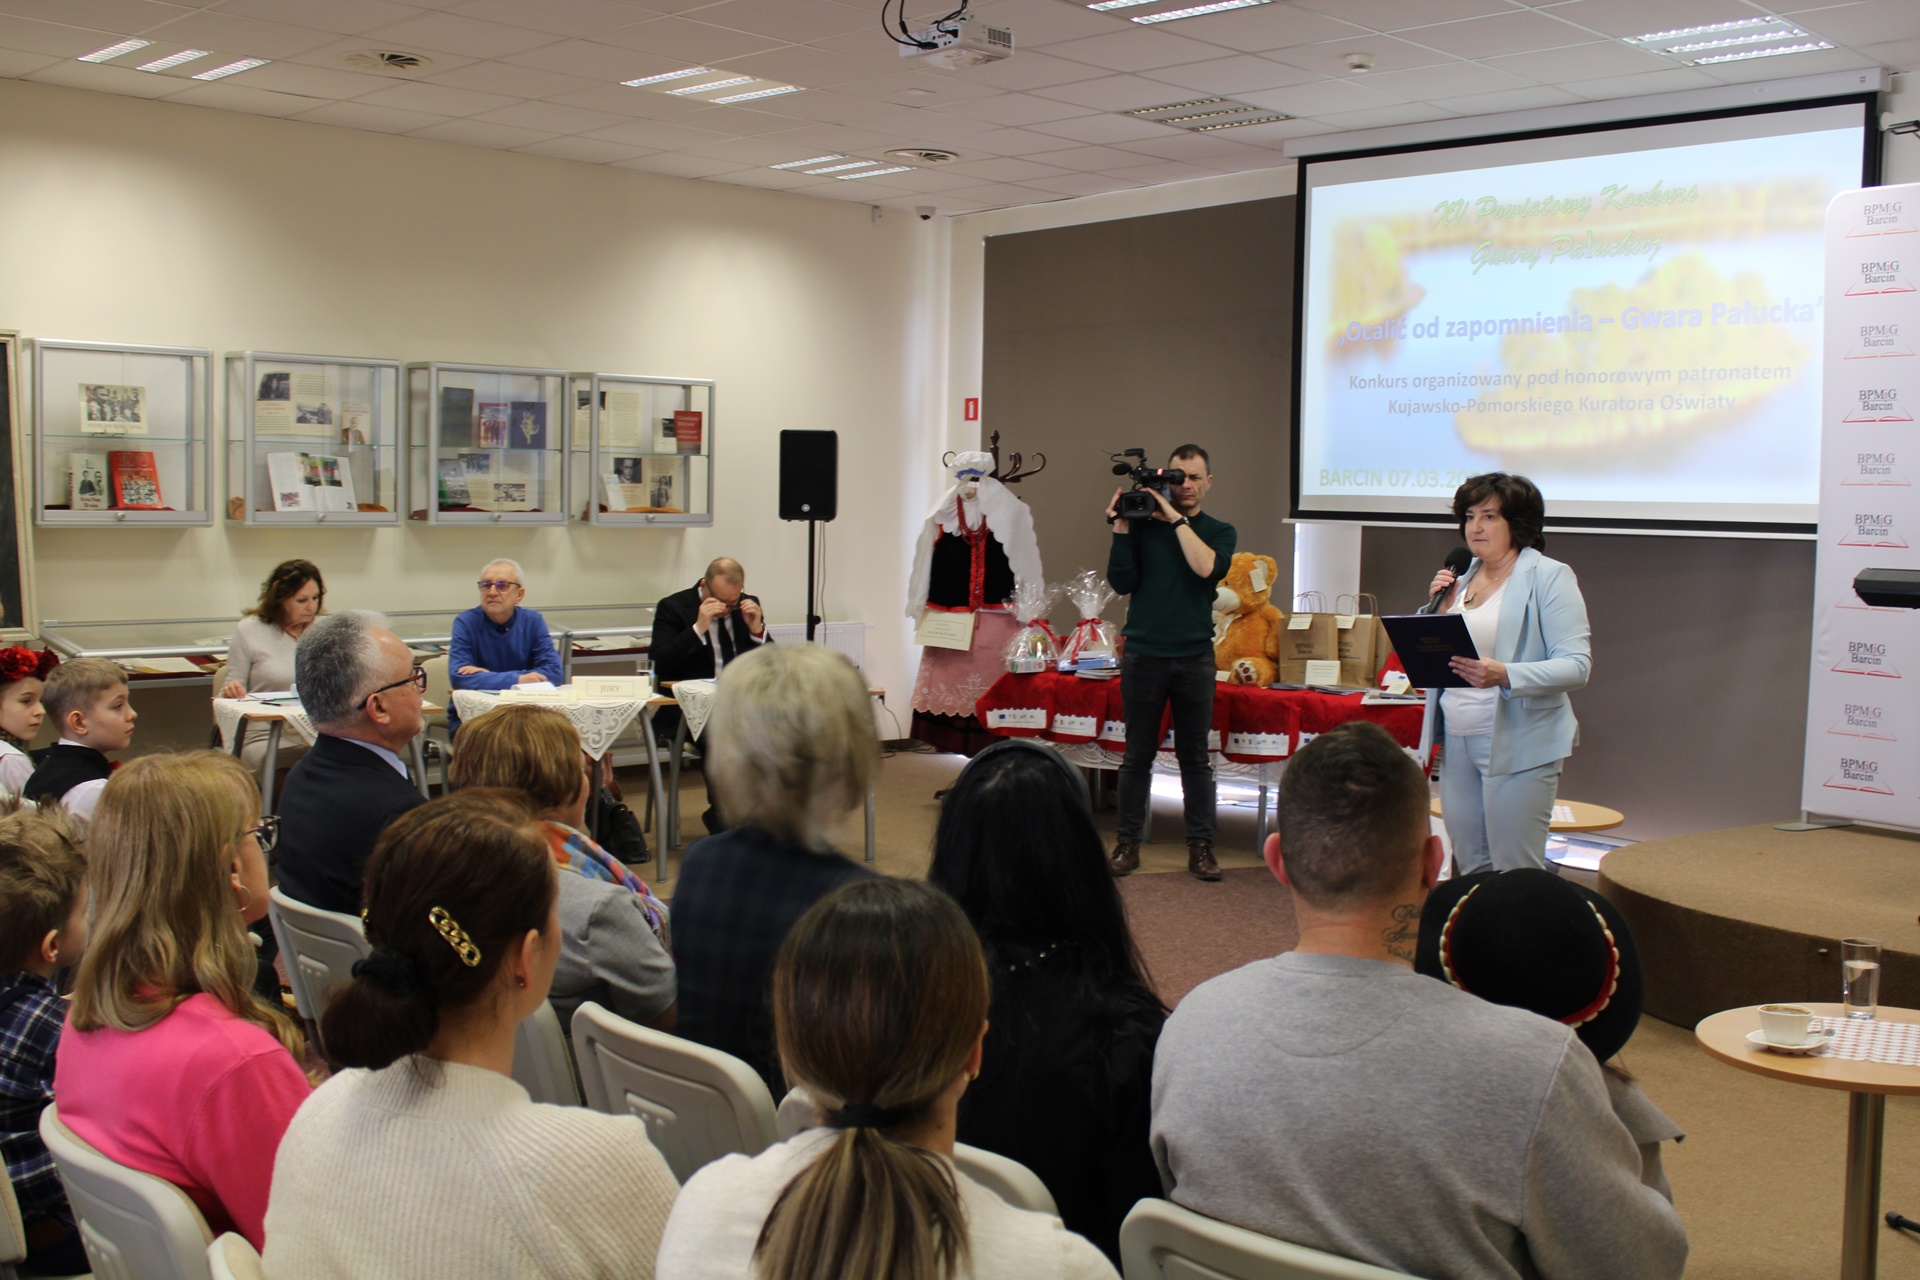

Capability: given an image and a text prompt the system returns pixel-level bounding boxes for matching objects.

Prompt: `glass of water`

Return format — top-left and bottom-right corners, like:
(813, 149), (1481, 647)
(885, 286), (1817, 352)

(1842, 937), (1882, 1020)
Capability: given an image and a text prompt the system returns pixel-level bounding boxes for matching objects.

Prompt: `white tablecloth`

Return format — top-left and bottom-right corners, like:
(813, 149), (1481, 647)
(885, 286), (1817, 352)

(452, 689), (648, 759)
(672, 679), (718, 741)
(212, 698), (316, 753)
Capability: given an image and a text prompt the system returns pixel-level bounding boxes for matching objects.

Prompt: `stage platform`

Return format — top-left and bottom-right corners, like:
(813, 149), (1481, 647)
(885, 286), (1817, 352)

(1598, 823), (1920, 1027)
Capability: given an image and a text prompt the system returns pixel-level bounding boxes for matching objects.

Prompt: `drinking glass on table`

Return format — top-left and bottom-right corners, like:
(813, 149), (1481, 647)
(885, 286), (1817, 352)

(1842, 937), (1882, 1020)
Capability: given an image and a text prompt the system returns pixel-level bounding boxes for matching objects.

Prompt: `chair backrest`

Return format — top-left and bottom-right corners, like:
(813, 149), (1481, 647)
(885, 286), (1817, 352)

(39, 1105), (213, 1280)
(0, 1167), (26, 1276)
(952, 1143), (1058, 1215)
(570, 1001), (778, 1183)
(266, 886), (371, 1025)
(204, 1234), (263, 1280)
(510, 1001), (581, 1106)
(420, 654), (452, 728)
(1119, 1199), (1420, 1280)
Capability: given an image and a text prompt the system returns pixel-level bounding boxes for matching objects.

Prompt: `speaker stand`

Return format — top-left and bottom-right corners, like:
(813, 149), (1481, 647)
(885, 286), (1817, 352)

(805, 518), (821, 642)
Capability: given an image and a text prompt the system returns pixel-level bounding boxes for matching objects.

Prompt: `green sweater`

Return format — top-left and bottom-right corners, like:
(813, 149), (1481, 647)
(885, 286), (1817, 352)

(1105, 511), (1236, 658)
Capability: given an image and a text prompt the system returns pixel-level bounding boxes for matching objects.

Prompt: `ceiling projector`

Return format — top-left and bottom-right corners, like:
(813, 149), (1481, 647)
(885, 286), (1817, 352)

(898, 14), (1014, 68)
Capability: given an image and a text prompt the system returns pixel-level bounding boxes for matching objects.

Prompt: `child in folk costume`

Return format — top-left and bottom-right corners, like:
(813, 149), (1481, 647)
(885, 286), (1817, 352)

(0, 649), (58, 797)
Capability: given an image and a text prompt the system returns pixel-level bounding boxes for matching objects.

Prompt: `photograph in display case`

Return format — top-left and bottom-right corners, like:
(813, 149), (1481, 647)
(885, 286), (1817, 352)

(439, 386), (475, 449)
(509, 401), (547, 450)
(479, 401), (509, 449)
(68, 453), (107, 510)
(340, 403), (370, 445)
(267, 450), (358, 513)
(108, 450), (161, 509)
(256, 370), (292, 434)
(437, 457), (470, 508)
(81, 384), (147, 435)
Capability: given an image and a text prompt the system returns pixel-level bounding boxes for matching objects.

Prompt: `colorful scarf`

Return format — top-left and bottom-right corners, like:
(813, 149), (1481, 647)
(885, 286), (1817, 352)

(542, 821), (669, 942)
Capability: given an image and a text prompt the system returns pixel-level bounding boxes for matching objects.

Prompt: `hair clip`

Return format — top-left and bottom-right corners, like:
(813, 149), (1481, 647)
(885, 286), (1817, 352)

(428, 906), (481, 967)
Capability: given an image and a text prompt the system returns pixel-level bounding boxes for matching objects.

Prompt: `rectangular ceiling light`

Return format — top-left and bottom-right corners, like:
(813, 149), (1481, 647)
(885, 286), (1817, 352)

(77, 39), (151, 62)
(1125, 96), (1289, 130)
(621, 66), (713, 87)
(1087, 0), (1159, 9)
(1124, 97), (1225, 116)
(191, 58), (267, 80)
(805, 161), (876, 174)
(839, 166), (912, 178)
(1193, 114), (1287, 129)
(1691, 40), (1834, 63)
(772, 154), (844, 169)
(667, 76), (754, 95)
(136, 49), (210, 72)
(1133, 0), (1271, 24)
(1627, 16), (1792, 45)
(712, 85), (801, 103)
(1624, 14), (1832, 65)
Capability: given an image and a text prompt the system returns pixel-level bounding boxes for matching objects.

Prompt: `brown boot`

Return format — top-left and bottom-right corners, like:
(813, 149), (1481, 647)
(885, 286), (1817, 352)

(1188, 839), (1223, 882)
(1109, 839), (1141, 877)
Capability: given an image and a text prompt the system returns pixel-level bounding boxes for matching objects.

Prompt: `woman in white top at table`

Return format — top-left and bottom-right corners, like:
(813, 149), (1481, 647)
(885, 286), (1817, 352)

(219, 559), (324, 766)
(1426, 473), (1591, 874)
(0, 646), (57, 795)
(656, 878), (1117, 1280)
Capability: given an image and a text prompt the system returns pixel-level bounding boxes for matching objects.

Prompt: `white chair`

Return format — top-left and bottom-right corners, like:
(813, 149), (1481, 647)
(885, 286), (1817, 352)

(511, 1000), (581, 1106)
(38, 1105), (213, 1280)
(420, 653), (456, 791)
(0, 1149), (93, 1280)
(1119, 1199), (1420, 1280)
(570, 1001), (778, 1183)
(952, 1144), (1057, 1215)
(203, 1235), (262, 1280)
(265, 886), (369, 1027)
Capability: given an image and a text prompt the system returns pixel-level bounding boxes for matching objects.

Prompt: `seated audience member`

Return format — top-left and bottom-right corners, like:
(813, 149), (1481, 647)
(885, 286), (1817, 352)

(670, 643), (876, 1092)
(0, 648), (57, 797)
(55, 753), (311, 1251)
(650, 557), (769, 833)
(927, 739), (1165, 1263)
(219, 558), (326, 768)
(274, 611), (427, 915)
(657, 879), (1116, 1280)
(447, 558), (564, 734)
(446, 704), (674, 1030)
(1151, 722), (1687, 1280)
(22, 658), (137, 822)
(1416, 868), (1684, 1202)
(265, 790), (679, 1278)
(0, 807), (89, 1274)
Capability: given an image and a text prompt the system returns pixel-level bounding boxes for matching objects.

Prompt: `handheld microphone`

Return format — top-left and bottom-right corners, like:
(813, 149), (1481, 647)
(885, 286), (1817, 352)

(1424, 547), (1473, 614)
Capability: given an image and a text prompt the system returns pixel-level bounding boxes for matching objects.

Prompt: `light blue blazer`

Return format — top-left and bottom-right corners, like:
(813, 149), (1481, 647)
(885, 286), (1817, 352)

(1424, 546), (1591, 776)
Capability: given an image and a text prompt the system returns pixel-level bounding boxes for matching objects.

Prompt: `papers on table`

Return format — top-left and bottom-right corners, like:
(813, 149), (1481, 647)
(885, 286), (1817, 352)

(115, 656), (207, 675)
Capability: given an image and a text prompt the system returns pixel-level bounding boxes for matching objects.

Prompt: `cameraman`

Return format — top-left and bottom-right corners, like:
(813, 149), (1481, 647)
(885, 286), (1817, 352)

(1104, 444), (1236, 881)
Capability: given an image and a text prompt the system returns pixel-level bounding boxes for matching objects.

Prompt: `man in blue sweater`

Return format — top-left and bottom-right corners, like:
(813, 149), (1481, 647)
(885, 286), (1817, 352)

(448, 558), (565, 732)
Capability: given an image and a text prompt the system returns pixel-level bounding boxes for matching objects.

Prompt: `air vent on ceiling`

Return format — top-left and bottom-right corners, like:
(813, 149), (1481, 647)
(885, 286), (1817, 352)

(341, 50), (432, 73)
(887, 148), (960, 164)
(1123, 97), (1290, 131)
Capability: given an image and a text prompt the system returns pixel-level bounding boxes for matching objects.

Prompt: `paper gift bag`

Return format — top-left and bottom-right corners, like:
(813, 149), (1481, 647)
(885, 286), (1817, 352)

(1279, 591), (1339, 685)
(1335, 593), (1387, 688)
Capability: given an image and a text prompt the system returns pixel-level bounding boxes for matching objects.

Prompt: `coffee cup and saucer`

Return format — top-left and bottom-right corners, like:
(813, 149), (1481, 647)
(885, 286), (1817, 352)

(1746, 1004), (1834, 1055)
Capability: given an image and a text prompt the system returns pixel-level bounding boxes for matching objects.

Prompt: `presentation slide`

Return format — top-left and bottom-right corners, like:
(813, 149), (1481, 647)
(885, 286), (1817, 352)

(1294, 99), (1873, 532)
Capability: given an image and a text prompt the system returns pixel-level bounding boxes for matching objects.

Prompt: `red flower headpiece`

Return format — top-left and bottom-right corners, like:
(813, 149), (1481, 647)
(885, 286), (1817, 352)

(0, 647), (59, 685)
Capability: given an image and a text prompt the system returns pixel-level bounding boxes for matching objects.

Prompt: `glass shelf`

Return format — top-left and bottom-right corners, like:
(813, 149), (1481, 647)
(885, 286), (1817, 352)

(409, 362), (568, 525)
(570, 372), (714, 527)
(32, 340), (212, 526)
(226, 352), (401, 525)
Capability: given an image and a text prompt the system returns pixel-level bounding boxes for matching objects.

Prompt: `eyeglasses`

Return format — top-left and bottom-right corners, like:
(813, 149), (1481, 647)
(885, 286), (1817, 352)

(243, 815), (279, 854)
(359, 664), (426, 710)
(477, 580), (522, 592)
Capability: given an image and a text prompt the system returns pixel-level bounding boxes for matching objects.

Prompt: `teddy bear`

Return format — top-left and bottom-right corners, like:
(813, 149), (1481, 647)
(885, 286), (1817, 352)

(1212, 551), (1283, 686)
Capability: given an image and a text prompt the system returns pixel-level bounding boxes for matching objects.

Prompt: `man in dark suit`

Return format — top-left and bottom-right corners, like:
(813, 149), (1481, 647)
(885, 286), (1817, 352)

(274, 611), (427, 915)
(652, 557), (770, 834)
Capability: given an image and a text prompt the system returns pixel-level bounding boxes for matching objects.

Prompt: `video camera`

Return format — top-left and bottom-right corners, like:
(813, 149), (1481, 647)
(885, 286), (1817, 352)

(1110, 449), (1186, 521)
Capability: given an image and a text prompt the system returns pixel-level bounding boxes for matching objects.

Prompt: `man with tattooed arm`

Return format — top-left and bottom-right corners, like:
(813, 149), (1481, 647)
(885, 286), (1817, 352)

(1148, 722), (1685, 1280)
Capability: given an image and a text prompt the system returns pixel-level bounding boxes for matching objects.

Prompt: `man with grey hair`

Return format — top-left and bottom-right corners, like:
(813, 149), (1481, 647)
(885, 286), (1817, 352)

(273, 611), (427, 915)
(448, 557), (564, 732)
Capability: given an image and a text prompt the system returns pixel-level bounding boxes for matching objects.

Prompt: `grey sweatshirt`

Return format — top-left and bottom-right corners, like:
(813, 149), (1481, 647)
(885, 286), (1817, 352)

(1151, 952), (1688, 1280)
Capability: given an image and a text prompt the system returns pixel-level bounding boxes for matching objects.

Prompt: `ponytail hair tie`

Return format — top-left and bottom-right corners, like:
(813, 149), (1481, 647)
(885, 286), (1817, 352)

(351, 946), (434, 1002)
(831, 1102), (903, 1130)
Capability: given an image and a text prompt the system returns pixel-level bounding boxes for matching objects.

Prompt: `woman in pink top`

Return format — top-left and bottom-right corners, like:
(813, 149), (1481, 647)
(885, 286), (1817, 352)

(54, 751), (311, 1250)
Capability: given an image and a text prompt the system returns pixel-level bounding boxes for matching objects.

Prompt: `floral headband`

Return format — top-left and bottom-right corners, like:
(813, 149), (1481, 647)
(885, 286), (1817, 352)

(0, 647), (60, 685)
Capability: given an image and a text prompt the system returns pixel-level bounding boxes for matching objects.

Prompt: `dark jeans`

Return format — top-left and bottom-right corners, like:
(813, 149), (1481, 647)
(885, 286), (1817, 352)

(1116, 651), (1217, 844)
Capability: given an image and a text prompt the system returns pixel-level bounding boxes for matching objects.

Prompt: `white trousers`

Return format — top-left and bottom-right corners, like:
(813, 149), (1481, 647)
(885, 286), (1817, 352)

(1440, 732), (1564, 874)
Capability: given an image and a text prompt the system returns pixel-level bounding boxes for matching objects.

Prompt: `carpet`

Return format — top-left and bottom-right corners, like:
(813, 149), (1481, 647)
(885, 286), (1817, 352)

(1118, 866), (1297, 1007)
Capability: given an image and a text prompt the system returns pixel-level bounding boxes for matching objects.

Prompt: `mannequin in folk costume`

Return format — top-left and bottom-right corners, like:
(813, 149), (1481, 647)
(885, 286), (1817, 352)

(908, 451), (1043, 755)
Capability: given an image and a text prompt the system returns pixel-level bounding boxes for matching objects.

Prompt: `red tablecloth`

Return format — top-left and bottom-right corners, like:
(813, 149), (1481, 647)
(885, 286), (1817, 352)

(976, 671), (1425, 763)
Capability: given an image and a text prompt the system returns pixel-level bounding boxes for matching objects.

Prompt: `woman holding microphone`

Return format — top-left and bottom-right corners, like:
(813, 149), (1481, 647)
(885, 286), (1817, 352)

(1426, 473), (1591, 873)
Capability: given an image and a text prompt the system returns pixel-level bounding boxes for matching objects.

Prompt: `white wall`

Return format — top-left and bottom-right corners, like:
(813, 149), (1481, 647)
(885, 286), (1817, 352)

(0, 77), (949, 708)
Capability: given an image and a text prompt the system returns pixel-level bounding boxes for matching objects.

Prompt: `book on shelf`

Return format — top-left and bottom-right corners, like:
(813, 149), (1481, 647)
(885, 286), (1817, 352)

(68, 452), (108, 510)
(267, 451), (358, 513)
(437, 458), (471, 508)
(478, 402), (510, 449)
(439, 387), (475, 450)
(509, 401), (548, 450)
(673, 409), (703, 455)
(107, 451), (162, 509)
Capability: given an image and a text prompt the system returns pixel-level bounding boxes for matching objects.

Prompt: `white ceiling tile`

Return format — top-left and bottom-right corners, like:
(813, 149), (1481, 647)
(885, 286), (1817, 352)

(1025, 111), (1182, 143)
(949, 123), (1087, 154)
(427, 58), (600, 97)
(627, 0), (736, 13)
(25, 58), (184, 96)
(1402, 9), (1599, 58)
(0, 0), (188, 34)
(467, 99), (631, 132)
(592, 16), (786, 62)
(670, 103), (798, 134)
(691, 0), (873, 44)
(841, 104), (998, 139)
(707, 165), (823, 189)
(0, 46), (54, 74)
(294, 98), (453, 131)
(162, 78), (328, 114)
(1287, 0), (1520, 29)
(140, 9), (345, 58)
(1482, 38), (1672, 83)
(919, 180), (1052, 206)
(360, 10), (562, 57)
(937, 154), (1072, 181)
(1311, 101), (1459, 128)
(1265, 35), (1460, 77)
(1357, 59), (1534, 98)
(1858, 36), (1920, 65)
(407, 116), (556, 146)
(1430, 83), (1582, 114)
(286, 32), (485, 76)
(794, 26), (916, 67)
(511, 134), (656, 162)
(614, 150), (750, 176)
(444, 0), (658, 38)
(500, 39), (680, 82)
(208, 0), (429, 36)
(746, 87), (890, 122)
(851, 166), (985, 192)
(1042, 27), (1232, 73)
(577, 115), (737, 147)
(1025, 142), (1160, 171)
(1692, 44), (1875, 81)
(1790, 1), (1920, 44)
(750, 121), (900, 151)
(678, 134), (841, 164)
(1013, 170), (1143, 197)
(961, 0), (1128, 47)
(1219, 115), (1337, 142)
(926, 92), (1094, 125)
(1161, 4), (1373, 53)
(1555, 64), (1719, 98)
(1208, 150), (1294, 173)
(1234, 76), (1403, 114)
(355, 78), (518, 114)
(230, 58), (391, 97)
(0, 14), (121, 57)
(795, 172), (916, 196)
(832, 71), (1012, 108)
(1139, 53), (1320, 95)
(1027, 71), (1206, 110)
(1110, 132), (1268, 161)
(1103, 158), (1222, 183)
(929, 48), (1110, 91)
(707, 42), (879, 86)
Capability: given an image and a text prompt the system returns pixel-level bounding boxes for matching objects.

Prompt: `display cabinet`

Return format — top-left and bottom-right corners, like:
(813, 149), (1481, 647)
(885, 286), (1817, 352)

(32, 339), (212, 526)
(571, 372), (713, 527)
(407, 362), (567, 525)
(226, 351), (401, 525)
